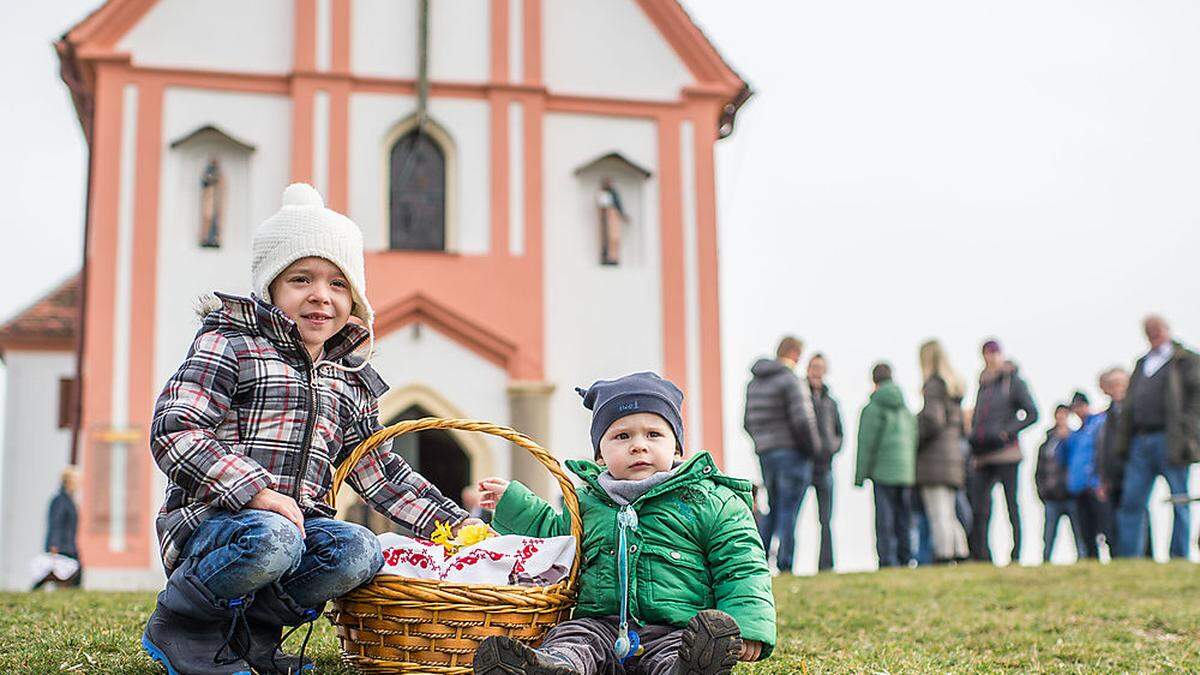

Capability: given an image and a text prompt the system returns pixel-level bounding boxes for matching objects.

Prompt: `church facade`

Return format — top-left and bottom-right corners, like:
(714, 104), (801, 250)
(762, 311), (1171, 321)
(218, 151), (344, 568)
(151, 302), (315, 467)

(0, 0), (748, 589)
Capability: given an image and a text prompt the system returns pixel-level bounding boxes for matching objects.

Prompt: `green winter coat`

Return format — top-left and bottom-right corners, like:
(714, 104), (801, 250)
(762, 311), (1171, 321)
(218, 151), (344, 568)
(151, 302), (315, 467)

(854, 381), (917, 487)
(492, 451), (776, 656)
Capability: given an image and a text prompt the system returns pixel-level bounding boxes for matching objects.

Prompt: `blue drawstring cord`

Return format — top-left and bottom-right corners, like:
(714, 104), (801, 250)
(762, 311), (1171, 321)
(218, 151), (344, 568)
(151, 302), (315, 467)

(613, 506), (641, 664)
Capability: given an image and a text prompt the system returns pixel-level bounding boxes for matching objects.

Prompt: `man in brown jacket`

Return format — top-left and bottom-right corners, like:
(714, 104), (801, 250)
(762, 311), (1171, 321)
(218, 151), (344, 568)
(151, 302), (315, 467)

(1112, 315), (1200, 559)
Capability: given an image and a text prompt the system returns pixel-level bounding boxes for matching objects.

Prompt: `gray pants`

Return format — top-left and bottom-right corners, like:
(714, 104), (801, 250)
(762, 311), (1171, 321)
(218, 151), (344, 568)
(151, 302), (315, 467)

(540, 616), (684, 675)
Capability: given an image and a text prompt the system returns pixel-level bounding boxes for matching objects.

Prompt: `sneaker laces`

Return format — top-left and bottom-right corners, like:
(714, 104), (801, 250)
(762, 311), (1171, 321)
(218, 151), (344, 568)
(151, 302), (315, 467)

(214, 596), (251, 666)
(273, 607), (319, 674)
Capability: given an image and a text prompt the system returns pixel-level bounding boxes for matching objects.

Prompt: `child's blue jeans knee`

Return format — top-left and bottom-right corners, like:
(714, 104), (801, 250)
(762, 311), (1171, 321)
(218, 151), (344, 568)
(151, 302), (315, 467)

(181, 509), (383, 607)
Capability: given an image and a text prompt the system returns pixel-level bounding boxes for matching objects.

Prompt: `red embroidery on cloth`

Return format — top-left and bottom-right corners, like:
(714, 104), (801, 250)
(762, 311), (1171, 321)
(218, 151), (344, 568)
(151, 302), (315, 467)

(382, 546), (436, 570)
(511, 539), (543, 576)
(439, 549), (508, 579)
(383, 537), (551, 581)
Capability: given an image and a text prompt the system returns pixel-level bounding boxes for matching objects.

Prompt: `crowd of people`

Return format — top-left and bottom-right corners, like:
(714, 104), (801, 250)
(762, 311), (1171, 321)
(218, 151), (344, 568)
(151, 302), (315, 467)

(745, 315), (1200, 572)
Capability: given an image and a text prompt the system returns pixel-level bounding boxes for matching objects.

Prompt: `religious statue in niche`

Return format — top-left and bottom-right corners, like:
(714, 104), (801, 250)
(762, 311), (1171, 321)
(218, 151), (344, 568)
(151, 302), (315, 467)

(596, 178), (627, 265)
(199, 158), (223, 248)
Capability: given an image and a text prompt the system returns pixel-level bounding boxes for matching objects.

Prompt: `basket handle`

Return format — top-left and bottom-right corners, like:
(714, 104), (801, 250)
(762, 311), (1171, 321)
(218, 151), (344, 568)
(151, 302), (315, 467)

(328, 417), (584, 588)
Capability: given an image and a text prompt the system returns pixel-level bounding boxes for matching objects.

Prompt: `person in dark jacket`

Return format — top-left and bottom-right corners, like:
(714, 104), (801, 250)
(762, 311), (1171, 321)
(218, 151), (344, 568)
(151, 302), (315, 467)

(33, 467), (82, 589)
(1035, 405), (1083, 562)
(1112, 315), (1200, 559)
(806, 353), (843, 572)
(967, 339), (1039, 564)
(855, 363), (917, 568)
(744, 336), (821, 574)
(1094, 367), (1150, 556)
(1061, 392), (1113, 559)
(915, 340), (969, 564)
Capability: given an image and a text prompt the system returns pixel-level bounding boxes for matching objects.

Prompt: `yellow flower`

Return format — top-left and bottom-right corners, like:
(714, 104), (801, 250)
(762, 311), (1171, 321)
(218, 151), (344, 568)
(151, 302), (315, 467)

(429, 520), (496, 556)
(431, 520), (456, 555)
(456, 524), (495, 549)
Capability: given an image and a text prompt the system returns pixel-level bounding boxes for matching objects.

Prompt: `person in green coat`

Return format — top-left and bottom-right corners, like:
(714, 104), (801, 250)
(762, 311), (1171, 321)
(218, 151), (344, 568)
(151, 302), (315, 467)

(472, 372), (776, 675)
(855, 362), (918, 568)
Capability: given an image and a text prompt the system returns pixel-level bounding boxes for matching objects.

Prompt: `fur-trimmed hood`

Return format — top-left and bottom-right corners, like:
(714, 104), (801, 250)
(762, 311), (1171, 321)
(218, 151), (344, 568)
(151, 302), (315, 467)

(194, 292), (372, 369)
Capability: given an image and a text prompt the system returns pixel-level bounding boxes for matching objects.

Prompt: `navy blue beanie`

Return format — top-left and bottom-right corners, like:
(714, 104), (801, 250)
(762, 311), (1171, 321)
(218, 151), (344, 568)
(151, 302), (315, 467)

(576, 371), (685, 459)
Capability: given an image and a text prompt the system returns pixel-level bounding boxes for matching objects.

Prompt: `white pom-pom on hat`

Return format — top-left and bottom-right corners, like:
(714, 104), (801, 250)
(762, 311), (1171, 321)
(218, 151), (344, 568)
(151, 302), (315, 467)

(281, 182), (325, 208)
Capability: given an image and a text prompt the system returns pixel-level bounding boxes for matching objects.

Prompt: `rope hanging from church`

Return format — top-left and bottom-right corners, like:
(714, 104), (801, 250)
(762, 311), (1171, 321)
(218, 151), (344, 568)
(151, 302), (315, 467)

(393, 0), (431, 196)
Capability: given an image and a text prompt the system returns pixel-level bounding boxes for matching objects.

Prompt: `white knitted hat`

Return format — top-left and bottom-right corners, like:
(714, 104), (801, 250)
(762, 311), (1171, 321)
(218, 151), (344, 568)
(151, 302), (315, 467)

(251, 183), (374, 326)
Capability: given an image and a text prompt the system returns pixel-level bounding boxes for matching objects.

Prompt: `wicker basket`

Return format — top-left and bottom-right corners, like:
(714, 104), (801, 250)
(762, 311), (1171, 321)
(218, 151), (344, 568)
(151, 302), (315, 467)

(325, 418), (583, 674)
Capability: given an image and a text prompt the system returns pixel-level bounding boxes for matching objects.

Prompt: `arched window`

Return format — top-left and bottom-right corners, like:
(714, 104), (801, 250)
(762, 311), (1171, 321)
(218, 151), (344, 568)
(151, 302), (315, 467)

(389, 130), (446, 250)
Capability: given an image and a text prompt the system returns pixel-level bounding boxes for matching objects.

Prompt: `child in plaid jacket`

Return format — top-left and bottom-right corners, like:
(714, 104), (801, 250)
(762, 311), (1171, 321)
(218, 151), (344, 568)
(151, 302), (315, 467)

(142, 183), (478, 675)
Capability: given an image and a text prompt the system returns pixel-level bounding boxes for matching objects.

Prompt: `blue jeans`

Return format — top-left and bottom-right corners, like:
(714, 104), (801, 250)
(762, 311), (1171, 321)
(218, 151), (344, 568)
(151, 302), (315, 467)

(955, 488), (972, 533)
(757, 448), (812, 573)
(181, 510), (384, 607)
(873, 484), (913, 568)
(1042, 499), (1084, 562)
(912, 498), (934, 566)
(1116, 432), (1191, 559)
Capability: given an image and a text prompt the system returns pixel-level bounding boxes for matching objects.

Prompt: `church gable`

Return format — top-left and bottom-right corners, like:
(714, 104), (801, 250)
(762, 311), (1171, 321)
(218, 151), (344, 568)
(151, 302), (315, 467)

(66, 1), (746, 109)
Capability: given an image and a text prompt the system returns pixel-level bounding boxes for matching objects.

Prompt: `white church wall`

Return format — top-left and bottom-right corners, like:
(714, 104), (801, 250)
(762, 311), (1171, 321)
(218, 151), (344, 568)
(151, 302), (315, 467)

(0, 351), (74, 590)
(348, 93), (490, 254)
(370, 324), (512, 481)
(542, 0), (695, 102)
(351, 0), (490, 83)
(154, 88), (292, 391)
(119, 0), (294, 75)
(542, 113), (664, 463)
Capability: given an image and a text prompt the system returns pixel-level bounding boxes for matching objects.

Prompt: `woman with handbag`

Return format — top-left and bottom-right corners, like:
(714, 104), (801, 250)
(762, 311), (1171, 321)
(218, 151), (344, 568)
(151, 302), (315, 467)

(967, 339), (1039, 564)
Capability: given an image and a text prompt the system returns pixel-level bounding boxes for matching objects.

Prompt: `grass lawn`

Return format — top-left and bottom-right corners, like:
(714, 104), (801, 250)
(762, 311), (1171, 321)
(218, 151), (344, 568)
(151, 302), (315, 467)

(2, 560), (1197, 673)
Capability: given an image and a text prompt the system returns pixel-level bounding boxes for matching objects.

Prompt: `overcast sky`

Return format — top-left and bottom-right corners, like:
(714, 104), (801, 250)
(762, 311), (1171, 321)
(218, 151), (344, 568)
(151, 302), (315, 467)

(3, 1), (1198, 572)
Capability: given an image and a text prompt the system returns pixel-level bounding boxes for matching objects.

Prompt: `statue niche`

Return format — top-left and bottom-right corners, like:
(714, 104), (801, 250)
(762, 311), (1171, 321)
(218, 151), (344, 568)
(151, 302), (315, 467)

(574, 152), (652, 268)
(168, 125), (256, 251)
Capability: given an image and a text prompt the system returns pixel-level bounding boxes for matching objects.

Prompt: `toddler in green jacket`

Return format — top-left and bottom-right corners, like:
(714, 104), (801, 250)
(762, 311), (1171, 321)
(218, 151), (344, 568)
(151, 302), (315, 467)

(472, 372), (775, 675)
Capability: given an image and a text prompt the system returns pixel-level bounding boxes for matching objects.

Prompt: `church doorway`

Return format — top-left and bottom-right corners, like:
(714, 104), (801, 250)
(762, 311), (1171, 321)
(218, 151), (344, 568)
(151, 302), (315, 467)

(343, 404), (471, 534)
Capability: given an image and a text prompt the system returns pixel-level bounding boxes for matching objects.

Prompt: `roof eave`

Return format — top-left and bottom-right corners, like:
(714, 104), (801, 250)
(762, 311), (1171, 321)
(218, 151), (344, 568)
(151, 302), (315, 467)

(55, 35), (95, 145)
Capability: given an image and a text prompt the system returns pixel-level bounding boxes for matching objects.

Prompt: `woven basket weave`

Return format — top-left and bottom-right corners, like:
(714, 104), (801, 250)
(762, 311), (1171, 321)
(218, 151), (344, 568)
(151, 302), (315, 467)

(325, 418), (582, 674)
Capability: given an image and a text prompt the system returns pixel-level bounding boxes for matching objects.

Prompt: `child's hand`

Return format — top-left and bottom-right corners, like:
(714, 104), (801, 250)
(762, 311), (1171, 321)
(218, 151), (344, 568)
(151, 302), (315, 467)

(477, 478), (510, 509)
(739, 640), (763, 662)
(452, 517), (488, 536)
(245, 487), (306, 539)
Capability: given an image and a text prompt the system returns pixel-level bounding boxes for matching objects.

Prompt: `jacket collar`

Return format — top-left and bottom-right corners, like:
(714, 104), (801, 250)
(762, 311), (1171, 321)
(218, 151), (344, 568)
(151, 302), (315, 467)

(209, 292), (370, 364)
(565, 451), (752, 509)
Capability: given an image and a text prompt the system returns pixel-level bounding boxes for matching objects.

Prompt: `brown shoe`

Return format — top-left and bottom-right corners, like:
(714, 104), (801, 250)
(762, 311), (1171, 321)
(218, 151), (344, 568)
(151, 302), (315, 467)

(672, 610), (743, 675)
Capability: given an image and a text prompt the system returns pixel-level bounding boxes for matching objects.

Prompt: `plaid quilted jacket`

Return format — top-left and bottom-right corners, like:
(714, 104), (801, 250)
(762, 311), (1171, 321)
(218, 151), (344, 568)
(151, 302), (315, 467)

(152, 292), (467, 572)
